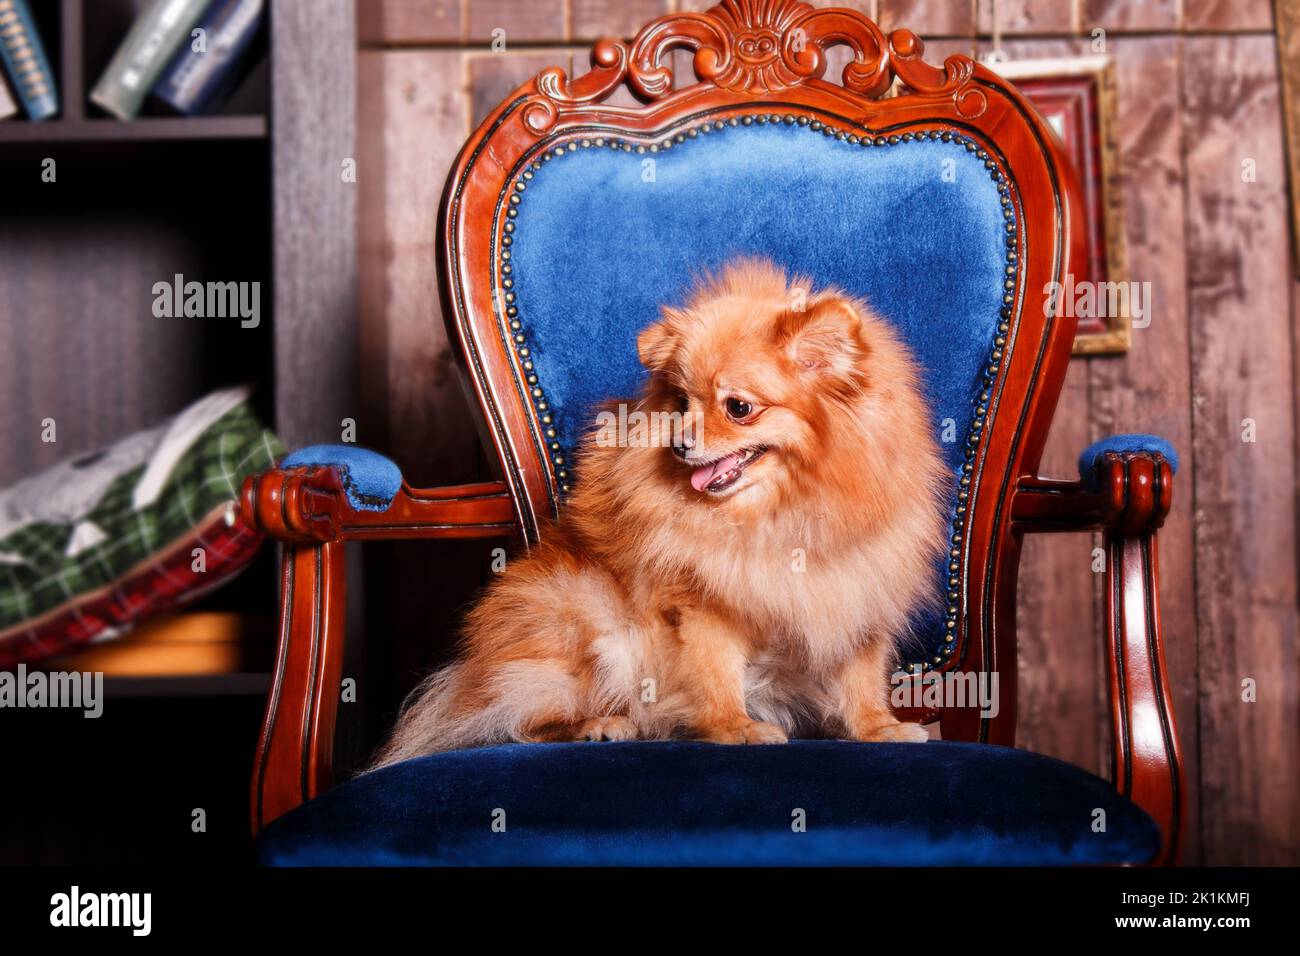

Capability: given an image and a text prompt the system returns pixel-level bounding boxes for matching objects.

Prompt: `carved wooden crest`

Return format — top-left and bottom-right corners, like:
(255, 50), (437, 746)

(521, 0), (985, 134)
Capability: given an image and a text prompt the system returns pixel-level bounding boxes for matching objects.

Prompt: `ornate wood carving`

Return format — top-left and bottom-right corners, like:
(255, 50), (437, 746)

(520, 0), (986, 135)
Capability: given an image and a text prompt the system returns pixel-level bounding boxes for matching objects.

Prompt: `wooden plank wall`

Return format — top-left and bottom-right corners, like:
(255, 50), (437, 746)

(273, 0), (359, 449)
(355, 0), (1299, 864)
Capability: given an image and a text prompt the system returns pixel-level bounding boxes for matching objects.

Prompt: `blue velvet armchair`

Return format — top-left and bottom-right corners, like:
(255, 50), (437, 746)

(241, 0), (1183, 865)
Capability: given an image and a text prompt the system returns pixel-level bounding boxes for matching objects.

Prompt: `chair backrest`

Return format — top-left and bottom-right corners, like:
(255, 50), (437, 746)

(438, 0), (1085, 744)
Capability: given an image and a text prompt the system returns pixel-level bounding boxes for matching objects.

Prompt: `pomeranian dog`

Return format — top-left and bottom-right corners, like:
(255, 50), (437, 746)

(372, 258), (948, 768)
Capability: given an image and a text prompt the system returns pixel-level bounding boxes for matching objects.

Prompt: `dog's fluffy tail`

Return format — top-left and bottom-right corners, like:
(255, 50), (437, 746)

(365, 663), (471, 770)
(366, 659), (583, 771)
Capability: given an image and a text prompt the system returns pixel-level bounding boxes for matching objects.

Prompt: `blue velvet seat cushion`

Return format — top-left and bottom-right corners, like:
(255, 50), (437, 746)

(280, 444), (402, 511)
(1077, 434), (1178, 490)
(257, 740), (1160, 866)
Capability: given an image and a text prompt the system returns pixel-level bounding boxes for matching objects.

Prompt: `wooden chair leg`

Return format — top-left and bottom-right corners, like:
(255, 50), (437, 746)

(250, 541), (347, 834)
(1104, 527), (1185, 864)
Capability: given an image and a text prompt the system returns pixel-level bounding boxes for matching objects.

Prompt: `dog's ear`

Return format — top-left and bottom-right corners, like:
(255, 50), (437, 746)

(778, 294), (867, 380)
(637, 309), (682, 372)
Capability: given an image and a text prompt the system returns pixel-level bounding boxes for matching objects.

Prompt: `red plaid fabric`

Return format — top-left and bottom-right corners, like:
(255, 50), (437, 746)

(0, 506), (264, 668)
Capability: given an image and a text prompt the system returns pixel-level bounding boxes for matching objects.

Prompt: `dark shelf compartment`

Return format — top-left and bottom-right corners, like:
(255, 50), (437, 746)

(0, 115), (268, 142)
(103, 673), (272, 698)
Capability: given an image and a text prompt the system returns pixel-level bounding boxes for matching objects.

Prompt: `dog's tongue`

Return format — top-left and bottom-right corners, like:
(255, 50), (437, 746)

(691, 452), (744, 492)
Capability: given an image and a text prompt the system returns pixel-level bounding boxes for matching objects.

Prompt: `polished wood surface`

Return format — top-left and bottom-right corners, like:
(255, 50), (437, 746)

(251, 541), (347, 830)
(1015, 450), (1182, 862)
(240, 469), (517, 544)
(240, 466), (517, 830)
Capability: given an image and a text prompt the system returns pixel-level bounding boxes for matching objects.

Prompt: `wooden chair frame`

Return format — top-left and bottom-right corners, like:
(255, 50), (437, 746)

(241, 0), (1184, 864)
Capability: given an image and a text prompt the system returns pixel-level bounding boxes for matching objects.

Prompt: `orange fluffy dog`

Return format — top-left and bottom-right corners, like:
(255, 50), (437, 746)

(372, 258), (947, 767)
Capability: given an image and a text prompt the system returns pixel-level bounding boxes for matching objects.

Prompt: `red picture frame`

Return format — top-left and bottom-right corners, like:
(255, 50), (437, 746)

(999, 55), (1131, 353)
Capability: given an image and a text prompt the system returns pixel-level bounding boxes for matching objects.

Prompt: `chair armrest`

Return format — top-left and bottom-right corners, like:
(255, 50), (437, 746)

(1010, 437), (1184, 864)
(1077, 433), (1179, 490)
(240, 444), (517, 543)
(1010, 433), (1176, 534)
(246, 446), (518, 833)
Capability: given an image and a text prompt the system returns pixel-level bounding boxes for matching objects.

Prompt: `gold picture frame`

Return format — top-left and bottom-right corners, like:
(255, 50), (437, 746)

(996, 55), (1132, 354)
(1277, 0), (1300, 278)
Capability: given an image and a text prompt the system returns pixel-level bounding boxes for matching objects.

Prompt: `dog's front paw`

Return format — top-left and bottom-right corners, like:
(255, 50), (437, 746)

(699, 719), (788, 745)
(576, 716), (638, 741)
(854, 720), (930, 744)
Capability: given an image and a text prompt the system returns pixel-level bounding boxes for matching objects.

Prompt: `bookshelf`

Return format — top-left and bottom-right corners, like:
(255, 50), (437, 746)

(7, 0), (273, 137)
(0, 0), (358, 864)
(0, 0), (359, 693)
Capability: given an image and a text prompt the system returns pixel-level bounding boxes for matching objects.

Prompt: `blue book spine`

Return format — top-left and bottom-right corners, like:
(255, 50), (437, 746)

(151, 0), (264, 115)
(0, 0), (58, 121)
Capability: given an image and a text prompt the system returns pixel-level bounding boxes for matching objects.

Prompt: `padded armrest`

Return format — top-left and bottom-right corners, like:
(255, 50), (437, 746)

(1013, 434), (1177, 534)
(280, 444), (403, 511)
(241, 452), (516, 544)
(1077, 434), (1179, 490)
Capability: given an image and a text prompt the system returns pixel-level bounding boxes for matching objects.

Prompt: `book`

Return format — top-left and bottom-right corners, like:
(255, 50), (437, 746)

(0, 63), (19, 120)
(0, 0), (58, 121)
(151, 0), (265, 116)
(89, 0), (210, 120)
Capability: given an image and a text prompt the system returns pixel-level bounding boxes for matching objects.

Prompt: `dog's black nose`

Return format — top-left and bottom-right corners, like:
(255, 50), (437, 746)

(671, 441), (690, 460)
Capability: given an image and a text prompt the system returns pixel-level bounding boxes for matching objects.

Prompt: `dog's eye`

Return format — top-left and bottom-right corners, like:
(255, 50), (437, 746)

(677, 392), (690, 413)
(725, 397), (753, 421)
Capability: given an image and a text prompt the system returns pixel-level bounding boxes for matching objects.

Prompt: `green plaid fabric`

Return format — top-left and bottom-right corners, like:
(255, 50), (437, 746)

(0, 402), (282, 630)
